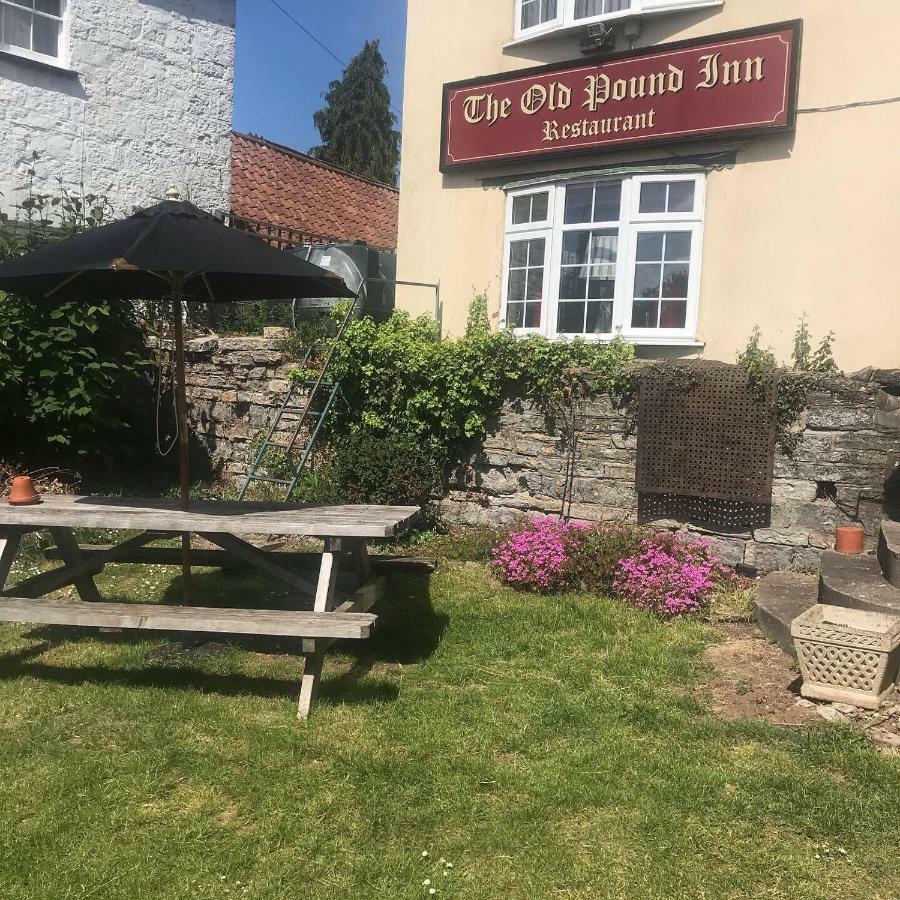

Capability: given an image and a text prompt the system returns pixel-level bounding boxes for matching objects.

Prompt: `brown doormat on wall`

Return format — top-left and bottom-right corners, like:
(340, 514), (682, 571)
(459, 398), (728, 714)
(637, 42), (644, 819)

(635, 360), (776, 529)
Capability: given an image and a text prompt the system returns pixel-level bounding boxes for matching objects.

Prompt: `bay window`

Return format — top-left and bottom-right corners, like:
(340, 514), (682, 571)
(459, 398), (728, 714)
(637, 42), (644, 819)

(501, 173), (705, 342)
(513, 0), (723, 42)
(0, 0), (65, 62)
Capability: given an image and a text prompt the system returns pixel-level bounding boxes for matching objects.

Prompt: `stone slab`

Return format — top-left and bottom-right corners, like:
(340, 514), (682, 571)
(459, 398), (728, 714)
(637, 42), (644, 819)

(818, 550), (900, 615)
(753, 571), (819, 657)
(878, 520), (900, 588)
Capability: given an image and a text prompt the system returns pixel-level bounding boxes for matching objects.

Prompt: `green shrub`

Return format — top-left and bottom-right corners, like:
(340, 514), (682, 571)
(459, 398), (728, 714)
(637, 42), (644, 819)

(565, 522), (649, 594)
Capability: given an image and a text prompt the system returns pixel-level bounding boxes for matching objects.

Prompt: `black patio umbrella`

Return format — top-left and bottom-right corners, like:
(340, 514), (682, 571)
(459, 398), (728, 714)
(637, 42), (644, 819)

(0, 191), (354, 587)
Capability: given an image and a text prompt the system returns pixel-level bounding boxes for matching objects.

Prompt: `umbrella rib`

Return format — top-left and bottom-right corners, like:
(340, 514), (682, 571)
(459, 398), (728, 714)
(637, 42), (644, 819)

(200, 273), (216, 303)
(45, 270), (84, 297)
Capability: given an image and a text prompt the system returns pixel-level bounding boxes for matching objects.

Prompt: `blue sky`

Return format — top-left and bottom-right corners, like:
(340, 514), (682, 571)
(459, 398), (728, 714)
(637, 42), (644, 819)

(233, 0), (408, 154)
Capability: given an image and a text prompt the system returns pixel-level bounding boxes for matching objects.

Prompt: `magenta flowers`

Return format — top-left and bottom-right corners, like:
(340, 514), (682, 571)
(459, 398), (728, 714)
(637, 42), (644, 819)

(613, 535), (730, 618)
(491, 517), (589, 593)
(492, 519), (734, 618)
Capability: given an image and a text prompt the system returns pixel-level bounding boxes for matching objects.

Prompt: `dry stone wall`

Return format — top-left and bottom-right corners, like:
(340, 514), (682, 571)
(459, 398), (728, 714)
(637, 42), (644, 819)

(182, 335), (900, 575)
(443, 372), (900, 574)
(183, 330), (300, 479)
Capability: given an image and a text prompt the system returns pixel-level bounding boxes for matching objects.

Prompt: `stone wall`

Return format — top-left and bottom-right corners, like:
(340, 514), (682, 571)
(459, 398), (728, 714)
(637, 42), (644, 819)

(0, 0), (235, 217)
(182, 331), (298, 479)
(182, 335), (900, 575)
(443, 372), (900, 574)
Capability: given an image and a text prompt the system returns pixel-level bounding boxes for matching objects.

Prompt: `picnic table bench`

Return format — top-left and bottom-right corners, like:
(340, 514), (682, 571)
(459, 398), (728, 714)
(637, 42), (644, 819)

(0, 496), (421, 718)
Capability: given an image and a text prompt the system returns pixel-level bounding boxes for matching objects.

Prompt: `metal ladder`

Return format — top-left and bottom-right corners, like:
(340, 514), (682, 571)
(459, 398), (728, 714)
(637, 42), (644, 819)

(237, 295), (357, 501)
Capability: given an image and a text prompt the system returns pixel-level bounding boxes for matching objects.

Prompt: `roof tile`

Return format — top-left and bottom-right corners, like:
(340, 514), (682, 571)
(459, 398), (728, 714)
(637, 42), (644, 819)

(229, 132), (399, 251)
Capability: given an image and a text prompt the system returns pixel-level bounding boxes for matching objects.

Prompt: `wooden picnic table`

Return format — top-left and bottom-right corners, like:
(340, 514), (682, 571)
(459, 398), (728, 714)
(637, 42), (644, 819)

(0, 496), (420, 718)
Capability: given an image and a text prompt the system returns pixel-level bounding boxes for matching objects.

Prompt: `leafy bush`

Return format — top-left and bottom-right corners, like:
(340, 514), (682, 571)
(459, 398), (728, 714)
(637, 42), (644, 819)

(566, 522), (650, 594)
(310, 300), (636, 469)
(302, 430), (443, 513)
(0, 162), (150, 456)
(613, 534), (736, 619)
(491, 518), (591, 593)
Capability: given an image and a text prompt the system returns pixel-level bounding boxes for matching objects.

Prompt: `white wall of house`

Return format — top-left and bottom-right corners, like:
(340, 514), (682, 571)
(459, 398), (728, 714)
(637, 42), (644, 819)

(0, 0), (235, 218)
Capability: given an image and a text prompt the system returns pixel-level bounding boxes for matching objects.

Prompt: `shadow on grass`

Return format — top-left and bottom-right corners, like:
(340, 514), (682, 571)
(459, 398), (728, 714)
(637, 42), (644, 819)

(0, 571), (446, 710)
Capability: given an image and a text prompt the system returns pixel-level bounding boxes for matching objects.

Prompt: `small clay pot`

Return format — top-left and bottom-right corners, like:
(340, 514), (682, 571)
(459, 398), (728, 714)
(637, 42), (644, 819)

(7, 475), (40, 506)
(834, 525), (865, 554)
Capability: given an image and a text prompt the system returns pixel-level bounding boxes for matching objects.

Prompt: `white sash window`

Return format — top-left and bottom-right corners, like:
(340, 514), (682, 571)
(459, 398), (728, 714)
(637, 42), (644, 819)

(0, 0), (65, 62)
(501, 173), (705, 343)
(513, 0), (723, 42)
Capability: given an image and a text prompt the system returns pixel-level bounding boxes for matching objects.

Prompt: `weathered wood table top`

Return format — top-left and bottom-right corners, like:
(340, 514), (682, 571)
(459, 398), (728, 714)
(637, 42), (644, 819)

(0, 496), (420, 538)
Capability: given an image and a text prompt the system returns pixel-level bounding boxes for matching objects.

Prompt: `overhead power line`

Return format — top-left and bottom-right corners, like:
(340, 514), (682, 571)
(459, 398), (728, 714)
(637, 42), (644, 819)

(265, 0), (404, 121)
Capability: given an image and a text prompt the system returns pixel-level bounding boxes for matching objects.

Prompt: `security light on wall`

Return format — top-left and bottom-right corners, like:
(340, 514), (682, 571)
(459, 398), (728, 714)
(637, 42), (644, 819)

(580, 21), (616, 53)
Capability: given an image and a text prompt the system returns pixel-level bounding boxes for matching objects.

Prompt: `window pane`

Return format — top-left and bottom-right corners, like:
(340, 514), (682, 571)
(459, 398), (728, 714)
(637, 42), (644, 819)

(586, 301), (613, 334)
(508, 269), (526, 301)
(507, 302), (525, 329)
(511, 196), (531, 226)
(3, 5), (32, 49)
(664, 232), (692, 261)
(35, 0), (62, 14)
(668, 181), (695, 213)
(660, 301), (687, 329)
(564, 185), (594, 224)
(561, 231), (589, 266)
(509, 241), (528, 268)
(634, 263), (662, 298)
(542, 0), (558, 23)
(521, 0), (538, 29)
(32, 14), (58, 56)
(589, 230), (617, 264)
(528, 238), (545, 264)
(558, 301), (586, 334)
(531, 191), (549, 222)
(526, 268), (544, 302)
(587, 269), (615, 300)
(575, 0), (630, 19)
(524, 302), (542, 328)
(559, 267), (587, 300)
(639, 183), (667, 214)
(631, 300), (659, 329)
(636, 233), (663, 262)
(662, 264), (689, 298)
(593, 182), (621, 222)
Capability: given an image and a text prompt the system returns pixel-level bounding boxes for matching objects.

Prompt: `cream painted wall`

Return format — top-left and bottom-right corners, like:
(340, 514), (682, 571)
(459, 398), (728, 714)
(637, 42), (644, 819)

(396, 0), (900, 371)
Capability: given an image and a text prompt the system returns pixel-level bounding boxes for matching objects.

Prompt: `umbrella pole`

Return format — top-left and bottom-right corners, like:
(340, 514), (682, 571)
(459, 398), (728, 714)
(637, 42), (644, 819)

(172, 280), (191, 597)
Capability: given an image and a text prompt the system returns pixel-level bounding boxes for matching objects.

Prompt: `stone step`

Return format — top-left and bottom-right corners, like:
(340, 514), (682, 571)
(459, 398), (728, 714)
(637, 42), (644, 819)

(752, 572), (818, 657)
(877, 520), (900, 588)
(818, 550), (900, 616)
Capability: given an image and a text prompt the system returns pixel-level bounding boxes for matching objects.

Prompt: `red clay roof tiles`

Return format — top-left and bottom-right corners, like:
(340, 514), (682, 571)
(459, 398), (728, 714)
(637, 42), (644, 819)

(230, 131), (399, 251)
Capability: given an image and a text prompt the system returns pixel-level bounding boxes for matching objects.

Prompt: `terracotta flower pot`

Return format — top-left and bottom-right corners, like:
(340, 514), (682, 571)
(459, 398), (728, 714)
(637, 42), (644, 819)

(834, 525), (865, 554)
(7, 475), (40, 506)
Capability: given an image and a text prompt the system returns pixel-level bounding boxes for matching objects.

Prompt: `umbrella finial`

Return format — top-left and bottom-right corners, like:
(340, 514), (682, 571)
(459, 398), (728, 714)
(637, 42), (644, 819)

(165, 185), (181, 201)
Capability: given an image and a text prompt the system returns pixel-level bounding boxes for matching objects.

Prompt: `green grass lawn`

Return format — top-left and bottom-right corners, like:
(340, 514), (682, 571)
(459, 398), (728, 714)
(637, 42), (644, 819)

(0, 552), (898, 899)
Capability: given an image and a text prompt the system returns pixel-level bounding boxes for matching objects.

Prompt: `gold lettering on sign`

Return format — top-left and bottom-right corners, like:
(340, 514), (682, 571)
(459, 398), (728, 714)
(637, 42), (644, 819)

(463, 92), (511, 126)
(584, 65), (683, 111)
(542, 108), (657, 142)
(522, 81), (572, 115)
(697, 54), (766, 89)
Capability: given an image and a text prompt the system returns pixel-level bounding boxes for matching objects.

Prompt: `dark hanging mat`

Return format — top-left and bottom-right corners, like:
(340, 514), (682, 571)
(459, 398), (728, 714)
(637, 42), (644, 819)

(635, 360), (776, 529)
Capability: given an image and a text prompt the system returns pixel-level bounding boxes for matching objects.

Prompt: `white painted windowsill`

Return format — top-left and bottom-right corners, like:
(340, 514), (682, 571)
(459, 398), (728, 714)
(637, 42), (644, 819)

(0, 43), (75, 74)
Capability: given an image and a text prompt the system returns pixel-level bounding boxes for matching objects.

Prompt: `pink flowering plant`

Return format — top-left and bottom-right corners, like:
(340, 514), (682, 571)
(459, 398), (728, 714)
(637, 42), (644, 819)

(491, 517), (589, 593)
(492, 519), (739, 618)
(613, 533), (735, 618)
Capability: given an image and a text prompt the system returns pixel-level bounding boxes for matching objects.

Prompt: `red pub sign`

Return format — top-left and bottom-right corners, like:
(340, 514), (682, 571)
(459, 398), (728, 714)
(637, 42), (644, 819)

(440, 21), (802, 171)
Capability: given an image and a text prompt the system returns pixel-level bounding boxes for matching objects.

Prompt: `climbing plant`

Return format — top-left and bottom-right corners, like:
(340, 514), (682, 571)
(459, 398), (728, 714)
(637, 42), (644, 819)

(737, 315), (841, 455)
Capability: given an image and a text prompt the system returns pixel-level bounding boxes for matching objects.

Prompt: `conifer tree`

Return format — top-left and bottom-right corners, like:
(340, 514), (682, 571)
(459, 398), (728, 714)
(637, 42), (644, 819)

(311, 40), (401, 186)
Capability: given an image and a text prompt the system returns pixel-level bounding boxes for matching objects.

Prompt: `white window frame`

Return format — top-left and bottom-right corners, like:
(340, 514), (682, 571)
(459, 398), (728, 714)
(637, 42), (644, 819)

(500, 173), (706, 344)
(512, 0), (723, 43)
(0, 0), (69, 69)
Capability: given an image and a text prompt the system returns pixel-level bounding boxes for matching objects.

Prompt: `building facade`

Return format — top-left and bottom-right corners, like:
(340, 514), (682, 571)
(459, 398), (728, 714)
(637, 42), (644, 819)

(0, 0), (235, 218)
(396, 0), (899, 370)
